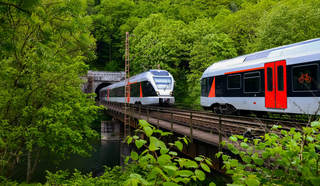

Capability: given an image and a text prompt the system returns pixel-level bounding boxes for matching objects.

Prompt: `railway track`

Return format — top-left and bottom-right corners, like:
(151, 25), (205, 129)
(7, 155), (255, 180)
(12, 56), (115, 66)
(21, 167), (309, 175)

(102, 101), (311, 138)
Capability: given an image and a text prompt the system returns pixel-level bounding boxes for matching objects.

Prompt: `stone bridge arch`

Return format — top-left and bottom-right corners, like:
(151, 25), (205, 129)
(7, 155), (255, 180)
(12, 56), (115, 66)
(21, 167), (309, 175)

(82, 70), (125, 99)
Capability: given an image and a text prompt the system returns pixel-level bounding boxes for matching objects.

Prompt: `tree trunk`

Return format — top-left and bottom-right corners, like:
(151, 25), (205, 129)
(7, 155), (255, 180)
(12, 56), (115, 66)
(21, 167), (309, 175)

(26, 147), (41, 183)
(27, 148), (32, 183)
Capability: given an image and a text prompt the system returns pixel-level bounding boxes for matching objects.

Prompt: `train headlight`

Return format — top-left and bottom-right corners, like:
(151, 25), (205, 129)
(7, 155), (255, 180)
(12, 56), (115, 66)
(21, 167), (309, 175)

(156, 91), (159, 95)
(170, 92), (173, 95)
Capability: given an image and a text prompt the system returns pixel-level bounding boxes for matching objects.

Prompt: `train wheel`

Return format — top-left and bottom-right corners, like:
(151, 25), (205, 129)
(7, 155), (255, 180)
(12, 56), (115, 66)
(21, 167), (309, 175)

(225, 104), (237, 115)
(212, 105), (221, 114)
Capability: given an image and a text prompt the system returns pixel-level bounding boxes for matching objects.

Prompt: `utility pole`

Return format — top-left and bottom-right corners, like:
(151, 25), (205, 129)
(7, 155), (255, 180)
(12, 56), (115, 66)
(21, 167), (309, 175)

(124, 32), (130, 137)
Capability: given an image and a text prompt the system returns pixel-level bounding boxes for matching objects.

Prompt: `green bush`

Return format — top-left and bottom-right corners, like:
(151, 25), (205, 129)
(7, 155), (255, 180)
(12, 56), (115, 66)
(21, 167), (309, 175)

(217, 120), (320, 186)
(123, 120), (216, 186)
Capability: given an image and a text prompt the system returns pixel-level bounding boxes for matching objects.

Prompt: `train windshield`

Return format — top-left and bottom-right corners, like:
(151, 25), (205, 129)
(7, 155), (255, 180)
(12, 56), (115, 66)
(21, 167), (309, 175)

(153, 77), (172, 90)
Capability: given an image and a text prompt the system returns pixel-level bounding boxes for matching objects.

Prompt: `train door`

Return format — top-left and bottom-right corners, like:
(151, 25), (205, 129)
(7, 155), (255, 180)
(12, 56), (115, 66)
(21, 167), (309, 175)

(264, 60), (287, 109)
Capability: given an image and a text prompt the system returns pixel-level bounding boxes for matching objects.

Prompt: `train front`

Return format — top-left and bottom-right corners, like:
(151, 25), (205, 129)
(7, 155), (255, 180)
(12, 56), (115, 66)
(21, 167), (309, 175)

(150, 70), (175, 106)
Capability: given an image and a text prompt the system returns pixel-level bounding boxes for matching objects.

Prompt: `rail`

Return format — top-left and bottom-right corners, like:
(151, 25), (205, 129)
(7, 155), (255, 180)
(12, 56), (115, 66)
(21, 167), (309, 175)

(100, 100), (309, 144)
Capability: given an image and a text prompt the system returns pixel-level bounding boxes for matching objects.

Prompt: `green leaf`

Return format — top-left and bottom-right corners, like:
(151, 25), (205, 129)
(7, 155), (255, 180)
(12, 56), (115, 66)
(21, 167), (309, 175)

(200, 163), (211, 172)
(221, 141), (226, 146)
(241, 142), (249, 149)
(247, 146), (253, 155)
(127, 137), (132, 145)
(133, 135), (139, 139)
(227, 143), (234, 150)
(149, 142), (156, 151)
(205, 158), (213, 166)
(311, 120), (320, 128)
(169, 151), (178, 156)
(183, 160), (198, 168)
(160, 148), (169, 155)
(226, 170), (235, 174)
(275, 169), (285, 177)
(139, 120), (150, 127)
(253, 158), (264, 165)
(143, 126), (153, 137)
(135, 140), (144, 149)
(154, 129), (163, 134)
(150, 136), (160, 149)
(175, 140), (183, 151)
(306, 135), (314, 142)
(245, 177), (260, 186)
(176, 170), (194, 177)
(159, 141), (167, 149)
(259, 143), (266, 149)
(230, 147), (239, 155)
(262, 151), (270, 159)
(195, 157), (203, 161)
(163, 182), (180, 186)
(230, 159), (238, 167)
(164, 165), (178, 171)
(230, 136), (237, 142)
(209, 182), (216, 186)
(161, 132), (172, 136)
(183, 138), (188, 145)
(158, 154), (172, 167)
(131, 151), (138, 161)
(130, 173), (149, 185)
(141, 149), (149, 156)
(125, 156), (130, 164)
(195, 170), (205, 181)
(222, 155), (229, 161)
(310, 177), (320, 186)
(242, 155), (251, 164)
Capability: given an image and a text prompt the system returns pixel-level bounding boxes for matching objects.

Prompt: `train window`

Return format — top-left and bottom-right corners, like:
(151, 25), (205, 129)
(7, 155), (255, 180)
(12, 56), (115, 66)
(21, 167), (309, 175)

(244, 54), (257, 62)
(141, 81), (157, 96)
(277, 65), (284, 91)
(150, 70), (169, 76)
(267, 67), (273, 91)
(227, 74), (241, 89)
(244, 72), (260, 93)
(292, 64), (319, 91)
(201, 78), (209, 97)
(153, 77), (172, 89)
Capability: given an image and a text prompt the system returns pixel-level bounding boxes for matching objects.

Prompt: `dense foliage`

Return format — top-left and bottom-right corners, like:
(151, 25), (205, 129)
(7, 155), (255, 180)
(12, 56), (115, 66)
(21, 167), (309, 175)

(90, 0), (320, 103)
(0, 0), (100, 182)
(123, 120), (215, 186)
(2, 0), (320, 184)
(217, 120), (320, 186)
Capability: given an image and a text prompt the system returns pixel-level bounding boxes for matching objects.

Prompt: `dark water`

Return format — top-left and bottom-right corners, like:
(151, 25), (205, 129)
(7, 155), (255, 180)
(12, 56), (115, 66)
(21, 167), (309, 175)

(10, 139), (121, 183)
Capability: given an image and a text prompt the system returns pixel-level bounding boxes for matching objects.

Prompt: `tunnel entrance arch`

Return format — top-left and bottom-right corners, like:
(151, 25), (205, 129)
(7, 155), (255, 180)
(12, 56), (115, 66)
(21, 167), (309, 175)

(95, 83), (112, 100)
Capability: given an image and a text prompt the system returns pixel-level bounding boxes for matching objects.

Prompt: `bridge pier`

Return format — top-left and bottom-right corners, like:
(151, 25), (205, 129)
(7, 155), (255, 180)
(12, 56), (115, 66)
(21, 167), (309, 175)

(101, 120), (123, 140)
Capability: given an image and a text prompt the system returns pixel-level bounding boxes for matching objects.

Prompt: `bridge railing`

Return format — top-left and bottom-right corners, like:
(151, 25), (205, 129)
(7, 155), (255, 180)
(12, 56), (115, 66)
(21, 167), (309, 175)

(100, 100), (225, 148)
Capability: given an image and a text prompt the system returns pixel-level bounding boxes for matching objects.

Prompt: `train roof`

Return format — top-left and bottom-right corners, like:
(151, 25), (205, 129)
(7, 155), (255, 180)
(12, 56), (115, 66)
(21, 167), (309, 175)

(101, 69), (173, 90)
(202, 38), (320, 78)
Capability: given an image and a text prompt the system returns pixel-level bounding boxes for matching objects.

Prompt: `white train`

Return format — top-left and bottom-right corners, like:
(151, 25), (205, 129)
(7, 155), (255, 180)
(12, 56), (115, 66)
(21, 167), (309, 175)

(201, 38), (320, 115)
(100, 69), (175, 106)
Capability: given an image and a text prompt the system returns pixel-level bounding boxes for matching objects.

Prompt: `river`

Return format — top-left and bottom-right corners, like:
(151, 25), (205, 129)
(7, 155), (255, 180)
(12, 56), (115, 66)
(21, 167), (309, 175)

(10, 139), (121, 183)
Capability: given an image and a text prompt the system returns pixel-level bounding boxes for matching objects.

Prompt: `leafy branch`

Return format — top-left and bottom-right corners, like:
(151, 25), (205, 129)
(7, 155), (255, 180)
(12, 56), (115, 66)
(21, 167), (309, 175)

(123, 119), (216, 186)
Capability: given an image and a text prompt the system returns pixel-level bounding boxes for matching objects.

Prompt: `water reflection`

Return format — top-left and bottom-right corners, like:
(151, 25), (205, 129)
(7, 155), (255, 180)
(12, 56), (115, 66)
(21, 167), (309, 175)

(10, 140), (121, 183)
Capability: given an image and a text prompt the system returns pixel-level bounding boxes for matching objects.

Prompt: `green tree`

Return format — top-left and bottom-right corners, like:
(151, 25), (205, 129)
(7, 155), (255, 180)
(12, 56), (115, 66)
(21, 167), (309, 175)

(129, 13), (190, 102)
(188, 32), (237, 104)
(248, 0), (320, 52)
(91, 0), (135, 71)
(215, 0), (277, 55)
(0, 0), (100, 182)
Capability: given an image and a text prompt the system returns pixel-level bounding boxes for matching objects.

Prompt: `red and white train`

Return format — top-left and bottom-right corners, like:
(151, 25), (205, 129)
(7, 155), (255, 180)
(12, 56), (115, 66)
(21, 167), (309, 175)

(100, 69), (175, 106)
(201, 38), (320, 115)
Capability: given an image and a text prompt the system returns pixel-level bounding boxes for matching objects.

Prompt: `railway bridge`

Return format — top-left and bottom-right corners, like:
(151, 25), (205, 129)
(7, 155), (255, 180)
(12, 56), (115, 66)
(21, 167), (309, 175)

(99, 100), (307, 172)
